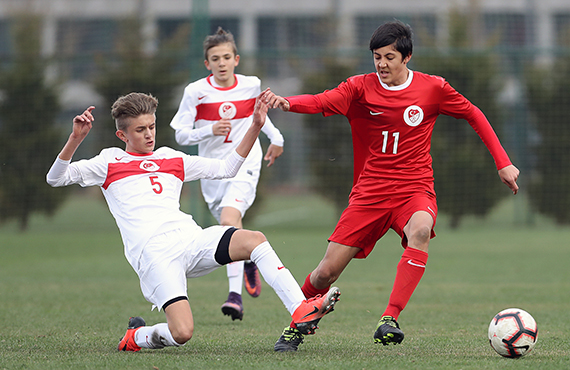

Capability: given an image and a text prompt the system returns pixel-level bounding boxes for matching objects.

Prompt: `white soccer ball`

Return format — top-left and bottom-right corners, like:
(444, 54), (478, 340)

(488, 308), (538, 358)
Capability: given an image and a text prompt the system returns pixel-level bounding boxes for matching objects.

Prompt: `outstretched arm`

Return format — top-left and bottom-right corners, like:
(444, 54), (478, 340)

(58, 106), (95, 161)
(264, 89), (325, 114)
(464, 106), (520, 195)
(264, 89), (290, 111)
(234, 89), (269, 158)
(198, 89), (270, 181)
(47, 106), (96, 187)
(498, 164), (520, 195)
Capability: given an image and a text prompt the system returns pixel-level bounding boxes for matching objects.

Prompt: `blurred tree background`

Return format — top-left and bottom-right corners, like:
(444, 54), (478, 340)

(0, 15), (65, 231)
(526, 56), (570, 224)
(301, 60), (355, 218)
(413, 9), (506, 228)
(94, 17), (187, 150)
(1, 1), (570, 229)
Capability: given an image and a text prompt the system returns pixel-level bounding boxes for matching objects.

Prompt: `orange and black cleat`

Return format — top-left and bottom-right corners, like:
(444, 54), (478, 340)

(118, 316), (146, 352)
(291, 287), (340, 335)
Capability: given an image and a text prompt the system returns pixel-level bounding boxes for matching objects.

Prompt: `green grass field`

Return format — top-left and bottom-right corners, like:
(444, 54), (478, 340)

(1, 192), (569, 369)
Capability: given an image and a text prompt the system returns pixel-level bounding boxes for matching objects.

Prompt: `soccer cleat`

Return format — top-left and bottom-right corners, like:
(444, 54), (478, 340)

(118, 316), (146, 352)
(221, 291), (244, 321)
(244, 261), (261, 297)
(374, 316), (405, 345)
(274, 326), (305, 352)
(291, 286), (340, 335)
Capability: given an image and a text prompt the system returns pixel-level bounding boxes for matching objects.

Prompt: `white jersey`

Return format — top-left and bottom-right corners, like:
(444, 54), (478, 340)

(170, 74), (284, 205)
(46, 146), (245, 269)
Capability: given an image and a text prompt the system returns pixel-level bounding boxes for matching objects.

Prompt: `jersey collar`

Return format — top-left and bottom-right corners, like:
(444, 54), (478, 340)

(126, 151), (154, 157)
(207, 74), (238, 91)
(377, 69), (414, 91)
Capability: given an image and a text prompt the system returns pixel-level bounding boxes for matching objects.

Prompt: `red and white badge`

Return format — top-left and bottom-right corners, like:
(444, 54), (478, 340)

(403, 105), (424, 127)
(219, 102), (237, 119)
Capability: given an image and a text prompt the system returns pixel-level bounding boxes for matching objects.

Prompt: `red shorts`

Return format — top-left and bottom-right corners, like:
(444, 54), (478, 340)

(329, 192), (437, 259)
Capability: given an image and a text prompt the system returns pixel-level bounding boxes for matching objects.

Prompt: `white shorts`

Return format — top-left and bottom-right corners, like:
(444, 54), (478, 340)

(204, 180), (257, 222)
(136, 225), (233, 310)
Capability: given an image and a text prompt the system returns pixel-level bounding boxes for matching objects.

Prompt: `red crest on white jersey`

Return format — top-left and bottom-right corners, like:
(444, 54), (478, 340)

(219, 102), (237, 119)
(140, 160), (160, 172)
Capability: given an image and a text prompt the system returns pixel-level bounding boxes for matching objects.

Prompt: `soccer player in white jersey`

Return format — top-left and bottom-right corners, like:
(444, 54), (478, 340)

(170, 27), (284, 321)
(46, 92), (339, 352)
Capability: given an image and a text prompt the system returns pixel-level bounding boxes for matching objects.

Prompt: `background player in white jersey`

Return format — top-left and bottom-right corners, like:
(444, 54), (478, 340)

(46, 91), (340, 352)
(170, 27), (284, 321)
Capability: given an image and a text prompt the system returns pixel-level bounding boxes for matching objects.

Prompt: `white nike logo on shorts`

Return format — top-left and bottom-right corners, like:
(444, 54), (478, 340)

(370, 111), (384, 115)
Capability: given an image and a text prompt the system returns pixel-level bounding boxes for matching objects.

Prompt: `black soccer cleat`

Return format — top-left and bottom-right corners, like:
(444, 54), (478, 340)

(374, 316), (404, 345)
(274, 326), (305, 352)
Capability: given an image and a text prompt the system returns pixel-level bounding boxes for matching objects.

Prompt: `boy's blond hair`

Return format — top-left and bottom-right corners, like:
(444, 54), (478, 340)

(111, 92), (158, 131)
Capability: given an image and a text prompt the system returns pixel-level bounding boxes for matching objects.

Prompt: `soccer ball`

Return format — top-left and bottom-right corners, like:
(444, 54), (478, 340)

(488, 308), (538, 358)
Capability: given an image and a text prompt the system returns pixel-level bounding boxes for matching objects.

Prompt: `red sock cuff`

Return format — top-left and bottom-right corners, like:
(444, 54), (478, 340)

(402, 247), (428, 266)
(301, 273), (330, 299)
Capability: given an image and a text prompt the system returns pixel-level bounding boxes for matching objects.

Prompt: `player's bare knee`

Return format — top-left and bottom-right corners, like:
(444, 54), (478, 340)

(171, 326), (193, 345)
(411, 226), (431, 246)
(229, 229), (267, 260)
(236, 230), (267, 256)
(313, 266), (339, 286)
(248, 230), (267, 248)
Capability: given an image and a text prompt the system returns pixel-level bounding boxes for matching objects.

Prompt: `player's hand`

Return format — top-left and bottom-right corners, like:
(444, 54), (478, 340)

(71, 106), (95, 140)
(264, 89), (290, 111)
(498, 164), (520, 195)
(264, 144), (283, 167)
(253, 89), (269, 129)
(212, 118), (232, 136)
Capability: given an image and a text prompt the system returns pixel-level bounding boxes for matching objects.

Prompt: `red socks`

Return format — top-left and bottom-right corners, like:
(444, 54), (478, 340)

(293, 248), (427, 326)
(301, 273), (330, 299)
(383, 248), (428, 320)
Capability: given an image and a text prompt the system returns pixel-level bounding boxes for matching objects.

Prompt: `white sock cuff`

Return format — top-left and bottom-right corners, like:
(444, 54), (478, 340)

(135, 323), (183, 349)
(159, 323), (184, 347)
(249, 241), (273, 263)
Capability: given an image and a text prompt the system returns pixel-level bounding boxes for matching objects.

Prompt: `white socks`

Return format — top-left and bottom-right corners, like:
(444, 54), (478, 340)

(226, 260), (244, 294)
(134, 323), (183, 349)
(249, 241), (305, 314)
(133, 242), (305, 351)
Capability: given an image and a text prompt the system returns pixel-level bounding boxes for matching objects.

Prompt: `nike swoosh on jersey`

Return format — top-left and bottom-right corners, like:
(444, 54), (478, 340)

(370, 111), (384, 115)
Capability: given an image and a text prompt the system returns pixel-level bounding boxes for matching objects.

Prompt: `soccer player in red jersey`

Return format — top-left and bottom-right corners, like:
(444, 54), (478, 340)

(265, 20), (520, 351)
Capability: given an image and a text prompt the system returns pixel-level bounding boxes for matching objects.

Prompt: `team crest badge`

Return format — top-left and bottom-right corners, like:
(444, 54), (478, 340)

(403, 105), (424, 127)
(219, 102), (237, 119)
(140, 160), (160, 172)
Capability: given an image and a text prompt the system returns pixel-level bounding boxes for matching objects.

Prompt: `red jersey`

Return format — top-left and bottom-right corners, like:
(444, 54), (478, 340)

(287, 71), (512, 205)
